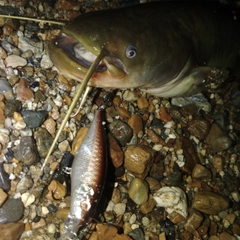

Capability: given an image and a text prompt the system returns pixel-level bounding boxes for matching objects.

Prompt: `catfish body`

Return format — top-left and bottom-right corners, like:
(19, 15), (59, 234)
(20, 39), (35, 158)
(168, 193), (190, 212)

(49, 1), (240, 97)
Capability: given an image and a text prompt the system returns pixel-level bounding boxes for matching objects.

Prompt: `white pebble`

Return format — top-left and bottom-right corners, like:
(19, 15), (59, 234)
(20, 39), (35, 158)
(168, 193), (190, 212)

(42, 206), (49, 215)
(5, 55), (27, 68)
(47, 223), (56, 234)
(153, 186), (188, 219)
(40, 54), (53, 69)
(142, 216), (150, 226)
(14, 121), (26, 130)
(231, 191), (240, 202)
(106, 200), (115, 212)
(129, 214), (136, 224)
(113, 203), (126, 216)
(21, 192), (35, 207)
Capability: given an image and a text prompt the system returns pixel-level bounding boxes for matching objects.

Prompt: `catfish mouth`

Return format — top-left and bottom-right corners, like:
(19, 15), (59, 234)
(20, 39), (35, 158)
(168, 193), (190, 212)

(54, 33), (107, 71)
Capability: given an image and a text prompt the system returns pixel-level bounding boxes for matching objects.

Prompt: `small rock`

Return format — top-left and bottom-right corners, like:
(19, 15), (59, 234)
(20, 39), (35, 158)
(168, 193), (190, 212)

(108, 133), (123, 168)
(43, 117), (56, 135)
(192, 191), (229, 214)
(113, 203), (126, 216)
(58, 140), (71, 152)
(145, 176), (161, 191)
(0, 198), (24, 223)
(124, 145), (156, 178)
(127, 114), (143, 135)
(40, 54), (53, 69)
(137, 97), (149, 109)
(21, 110), (48, 128)
(5, 55), (27, 68)
(153, 186), (188, 219)
(206, 123), (232, 152)
(188, 117), (210, 141)
(192, 164), (211, 180)
(16, 78), (34, 101)
(129, 228), (145, 240)
(109, 119), (133, 146)
(184, 210), (204, 233)
(46, 180), (66, 200)
(35, 128), (54, 158)
(0, 188), (7, 207)
(14, 136), (40, 166)
(0, 79), (14, 100)
(139, 195), (156, 214)
(128, 178), (149, 205)
(0, 221), (25, 240)
(115, 106), (131, 119)
(16, 175), (33, 193)
(111, 187), (121, 204)
(56, 208), (69, 219)
(47, 223), (56, 234)
(31, 217), (46, 229)
(4, 100), (21, 117)
(211, 155), (223, 172)
(0, 162), (11, 192)
(21, 192), (35, 207)
(230, 86), (240, 108)
(96, 223), (118, 240)
(159, 107), (172, 123)
(219, 232), (236, 240)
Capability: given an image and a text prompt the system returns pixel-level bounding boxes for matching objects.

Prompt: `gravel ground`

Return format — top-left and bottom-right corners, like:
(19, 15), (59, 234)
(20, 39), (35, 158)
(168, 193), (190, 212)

(0, 1), (240, 240)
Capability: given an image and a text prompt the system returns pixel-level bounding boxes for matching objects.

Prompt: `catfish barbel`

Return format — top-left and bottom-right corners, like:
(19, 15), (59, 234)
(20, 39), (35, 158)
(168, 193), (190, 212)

(49, 1), (240, 98)
(59, 109), (107, 239)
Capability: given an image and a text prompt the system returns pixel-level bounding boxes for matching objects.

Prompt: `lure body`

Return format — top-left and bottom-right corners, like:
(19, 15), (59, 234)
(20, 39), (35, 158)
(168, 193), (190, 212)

(59, 109), (107, 239)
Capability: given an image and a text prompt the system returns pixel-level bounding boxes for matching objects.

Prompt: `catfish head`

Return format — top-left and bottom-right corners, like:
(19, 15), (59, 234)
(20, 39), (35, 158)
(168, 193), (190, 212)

(49, 2), (240, 97)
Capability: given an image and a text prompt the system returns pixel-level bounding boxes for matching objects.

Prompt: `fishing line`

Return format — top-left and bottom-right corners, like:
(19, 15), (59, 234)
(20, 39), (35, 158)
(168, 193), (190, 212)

(25, 50), (106, 204)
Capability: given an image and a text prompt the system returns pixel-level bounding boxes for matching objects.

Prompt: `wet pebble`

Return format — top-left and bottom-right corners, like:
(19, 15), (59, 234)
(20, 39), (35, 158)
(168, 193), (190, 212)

(153, 186), (188, 219)
(16, 78), (34, 101)
(206, 123), (232, 152)
(124, 145), (156, 178)
(4, 100), (21, 117)
(14, 136), (40, 166)
(0, 162), (11, 192)
(192, 191), (229, 215)
(16, 175), (33, 193)
(184, 210), (203, 233)
(128, 177), (149, 205)
(127, 114), (143, 135)
(159, 107), (172, 123)
(45, 180), (67, 201)
(230, 86), (240, 108)
(0, 79), (14, 100)
(108, 133), (123, 168)
(187, 117), (210, 140)
(31, 217), (46, 229)
(35, 128), (53, 158)
(40, 54), (53, 69)
(5, 55), (27, 68)
(192, 164), (211, 180)
(109, 119), (133, 146)
(137, 97), (149, 109)
(129, 228), (145, 240)
(0, 198), (24, 224)
(0, 221), (25, 240)
(21, 193), (35, 207)
(43, 117), (56, 135)
(21, 109), (48, 128)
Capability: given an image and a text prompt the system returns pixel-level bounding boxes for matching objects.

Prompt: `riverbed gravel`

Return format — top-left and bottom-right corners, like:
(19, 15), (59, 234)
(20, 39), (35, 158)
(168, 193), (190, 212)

(0, 0), (239, 240)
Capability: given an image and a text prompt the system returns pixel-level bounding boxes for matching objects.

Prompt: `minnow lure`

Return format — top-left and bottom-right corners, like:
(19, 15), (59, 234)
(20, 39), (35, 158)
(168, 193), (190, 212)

(59, 109), (107, 239)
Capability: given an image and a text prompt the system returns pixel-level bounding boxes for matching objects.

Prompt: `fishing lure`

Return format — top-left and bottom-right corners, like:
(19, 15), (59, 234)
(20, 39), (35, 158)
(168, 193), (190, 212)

(59, 108), (107, 239)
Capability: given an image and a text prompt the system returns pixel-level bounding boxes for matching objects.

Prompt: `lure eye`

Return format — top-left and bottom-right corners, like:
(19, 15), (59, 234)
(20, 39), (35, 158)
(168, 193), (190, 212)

(126, 46), (137, 59)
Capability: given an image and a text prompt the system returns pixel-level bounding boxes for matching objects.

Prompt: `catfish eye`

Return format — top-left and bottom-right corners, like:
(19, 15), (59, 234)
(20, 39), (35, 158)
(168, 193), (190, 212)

(126, 46), (137, 59)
